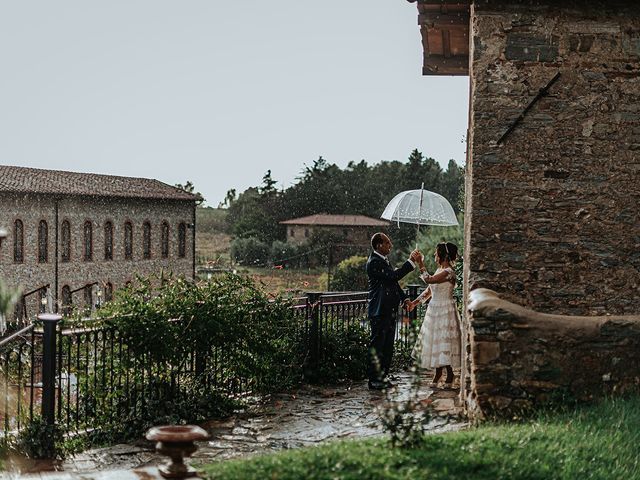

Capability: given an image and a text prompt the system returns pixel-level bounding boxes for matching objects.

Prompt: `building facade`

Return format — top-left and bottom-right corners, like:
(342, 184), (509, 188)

(410, 0), (640, 418)
(0, 166), (199, 321)
(280, 214), (389, 247)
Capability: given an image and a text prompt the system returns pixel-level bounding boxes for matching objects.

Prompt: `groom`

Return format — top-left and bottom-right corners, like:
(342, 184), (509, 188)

(366, 232), (420, 390)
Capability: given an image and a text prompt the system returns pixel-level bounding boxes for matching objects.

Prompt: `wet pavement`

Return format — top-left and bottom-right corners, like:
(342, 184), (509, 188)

(3, 371), (467, 479)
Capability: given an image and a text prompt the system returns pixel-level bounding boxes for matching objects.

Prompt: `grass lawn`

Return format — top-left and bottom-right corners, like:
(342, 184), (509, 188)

(201, 396), (640, 480)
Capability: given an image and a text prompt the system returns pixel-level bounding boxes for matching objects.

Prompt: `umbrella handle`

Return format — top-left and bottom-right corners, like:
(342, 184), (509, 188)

(416, 182), (424, 251)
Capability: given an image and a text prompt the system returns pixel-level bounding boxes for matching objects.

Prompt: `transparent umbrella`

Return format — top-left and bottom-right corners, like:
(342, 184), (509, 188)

(381, 183), (458, 247)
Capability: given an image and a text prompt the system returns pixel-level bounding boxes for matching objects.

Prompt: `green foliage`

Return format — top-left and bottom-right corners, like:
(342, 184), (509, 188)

(78, 274), (305, 441)
(13, 418), (65, 459)
(330, 256), (368, 292)
(230, 237), (271, 266)
(201, 396), (640, 480)
(227, 150), (465, 252)
(197, 206), (229, 234)
(0, 278), (21, 319)
(311, 321), (369, 384)
(271, 241), (305, 268)
(398, 214), (464, 285)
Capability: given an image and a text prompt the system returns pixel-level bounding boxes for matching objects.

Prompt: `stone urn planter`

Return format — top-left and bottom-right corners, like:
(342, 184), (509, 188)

(146, 425), (210, 479)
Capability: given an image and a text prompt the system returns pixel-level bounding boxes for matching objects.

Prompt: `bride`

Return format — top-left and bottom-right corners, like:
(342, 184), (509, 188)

(407, 242), (462, 387)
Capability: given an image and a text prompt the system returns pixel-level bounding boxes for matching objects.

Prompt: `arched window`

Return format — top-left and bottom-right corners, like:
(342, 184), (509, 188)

(104, 221), (113, 260)
(61, 285), (72, 316)
(83, 221), (93, 261)
(84, 284), (93, 308)
(38, 288), (47, 314)
(14, 300), (25, 323)
(104, 282), (113, 302)
(38, 220), (48, 263)
(178, 222), (186, 258)
(13, 219), (24, 263)
(143, 222), (151, 259)
(124, 221), (133, 260)
(161, 221), (170, 258)
(61, 220), (71, 263)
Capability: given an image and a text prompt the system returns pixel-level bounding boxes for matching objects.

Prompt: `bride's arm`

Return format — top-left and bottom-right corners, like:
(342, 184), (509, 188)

(420, 269), (451, 284)
(408, 286), (431, 310)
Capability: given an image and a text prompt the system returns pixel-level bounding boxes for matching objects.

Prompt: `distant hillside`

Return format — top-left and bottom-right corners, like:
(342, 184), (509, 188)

(196, 207), (231, 265)
(197, 206), (228, 233)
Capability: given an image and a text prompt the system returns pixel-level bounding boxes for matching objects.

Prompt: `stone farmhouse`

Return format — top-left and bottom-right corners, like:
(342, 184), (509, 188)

(408, 0), (640, 418)
(280, 214), (389, 246)
(0, 165), (199, 321)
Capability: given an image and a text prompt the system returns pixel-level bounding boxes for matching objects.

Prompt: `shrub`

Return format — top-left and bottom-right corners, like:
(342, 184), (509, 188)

(230, 237), (270, 266)
(14, 418), (65, 459)
(270, 240), (304, 268)
(330, 255), (368, 292)
(310, 319), (369, 384)
(76, 273), (306, 441)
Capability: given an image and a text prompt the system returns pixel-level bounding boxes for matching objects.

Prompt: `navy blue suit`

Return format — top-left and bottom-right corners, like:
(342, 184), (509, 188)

(366, 252), (414, 382)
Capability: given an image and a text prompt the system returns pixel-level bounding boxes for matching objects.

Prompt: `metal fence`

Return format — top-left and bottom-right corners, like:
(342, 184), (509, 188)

(0, 286), (427, 447)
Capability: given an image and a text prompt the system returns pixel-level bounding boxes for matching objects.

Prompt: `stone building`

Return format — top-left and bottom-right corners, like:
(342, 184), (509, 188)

(280, 214), (389, 247)
(409, 0), (640, 417)
(0, 165), (199, 321)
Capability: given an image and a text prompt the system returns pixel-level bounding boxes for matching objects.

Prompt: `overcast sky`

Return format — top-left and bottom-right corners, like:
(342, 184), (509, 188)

(0, 1), (469, 206)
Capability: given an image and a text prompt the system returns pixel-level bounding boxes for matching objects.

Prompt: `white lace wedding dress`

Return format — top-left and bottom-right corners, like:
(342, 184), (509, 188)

(412, 267), (462, 369)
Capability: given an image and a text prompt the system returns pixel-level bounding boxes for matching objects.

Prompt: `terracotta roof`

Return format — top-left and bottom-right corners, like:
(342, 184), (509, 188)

(280, 214), (389, 227)
(0, 165), (200, 201)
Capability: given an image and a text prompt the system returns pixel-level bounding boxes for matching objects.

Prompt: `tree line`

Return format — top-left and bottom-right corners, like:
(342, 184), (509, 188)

(224, 149), (464, 252)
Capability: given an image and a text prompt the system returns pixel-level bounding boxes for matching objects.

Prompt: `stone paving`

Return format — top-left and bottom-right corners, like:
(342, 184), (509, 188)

(2, 371), (467, 479)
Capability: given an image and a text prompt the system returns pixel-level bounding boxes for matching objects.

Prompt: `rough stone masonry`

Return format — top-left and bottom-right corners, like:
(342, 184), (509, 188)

(463, 0), (640, 417)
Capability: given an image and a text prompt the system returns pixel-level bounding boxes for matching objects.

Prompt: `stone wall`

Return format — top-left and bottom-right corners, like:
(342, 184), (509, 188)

(464, 0), (640, 417)
(466, 289), (640, 417)
(0, 193), (195, 319)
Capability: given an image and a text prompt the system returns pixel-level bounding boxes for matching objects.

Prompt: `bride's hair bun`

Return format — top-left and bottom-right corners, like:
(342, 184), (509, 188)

(437, 242), (458, 263)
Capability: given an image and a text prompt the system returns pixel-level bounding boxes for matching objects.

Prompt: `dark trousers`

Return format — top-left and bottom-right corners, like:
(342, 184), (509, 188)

(368, 313), (396, 382)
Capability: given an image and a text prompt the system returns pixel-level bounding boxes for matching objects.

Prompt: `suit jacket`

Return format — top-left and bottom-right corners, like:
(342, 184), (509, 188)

(366, 252), (414, 318)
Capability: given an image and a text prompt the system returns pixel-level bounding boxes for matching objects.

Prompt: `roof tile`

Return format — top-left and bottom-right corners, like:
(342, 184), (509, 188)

(0, 165), (199, 201)
(280, 214), (389, 227)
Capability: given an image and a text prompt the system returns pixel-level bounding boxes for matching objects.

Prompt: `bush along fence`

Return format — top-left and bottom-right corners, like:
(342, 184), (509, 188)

(0, 275), (427, 454)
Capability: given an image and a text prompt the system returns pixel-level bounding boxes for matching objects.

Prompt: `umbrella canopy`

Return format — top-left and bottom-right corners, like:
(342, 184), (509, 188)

(381, 188), (458, 227)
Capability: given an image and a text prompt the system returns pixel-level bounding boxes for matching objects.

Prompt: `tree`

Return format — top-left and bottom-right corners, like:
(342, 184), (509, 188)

(219, 188), (237, 209)
(441, 160), (465, 214)
(175, 180), (205, 204)
(261, 170), (278, 195)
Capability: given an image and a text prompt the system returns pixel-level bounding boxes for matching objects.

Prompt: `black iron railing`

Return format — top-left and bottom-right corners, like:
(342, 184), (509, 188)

(0, 324), (40, 447)
(0, 285), (428, 447)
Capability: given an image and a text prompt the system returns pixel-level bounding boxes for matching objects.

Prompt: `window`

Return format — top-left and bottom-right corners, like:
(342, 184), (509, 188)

(61, 220), (71, 262)
(84, 284), (93, 308)
(304, 228), (309, 238)
(104, 282), (113, 302)
(178, 222), (186, 258)
(14, 300), (25, 323)
(290, 229), (295, 238)
(143, 222), (151, 259)
(104, 221), (113, 260)
(161, 221), (169, 258)
(37, 220), (49, 263)
(83, 221), (93, 261)
(13, 219), (23, 263)
(61, 285), (72, 316)
(124, 222), (133, 260)
(38, 288), (47, 314)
